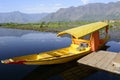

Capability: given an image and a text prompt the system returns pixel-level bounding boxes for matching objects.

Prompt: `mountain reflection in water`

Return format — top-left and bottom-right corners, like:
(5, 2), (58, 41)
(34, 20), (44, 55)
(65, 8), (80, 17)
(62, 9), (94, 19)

(0, 28), (119, 80)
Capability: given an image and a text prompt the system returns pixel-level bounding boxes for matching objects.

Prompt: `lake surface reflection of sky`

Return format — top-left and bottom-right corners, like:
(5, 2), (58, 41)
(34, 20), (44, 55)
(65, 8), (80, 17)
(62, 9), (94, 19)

(0, 28), (71, 80)
(0, 28), (119, 80)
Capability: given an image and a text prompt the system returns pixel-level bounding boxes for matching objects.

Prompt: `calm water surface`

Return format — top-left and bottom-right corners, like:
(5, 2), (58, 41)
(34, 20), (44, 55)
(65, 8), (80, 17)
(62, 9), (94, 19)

(0, 27), (119, 80)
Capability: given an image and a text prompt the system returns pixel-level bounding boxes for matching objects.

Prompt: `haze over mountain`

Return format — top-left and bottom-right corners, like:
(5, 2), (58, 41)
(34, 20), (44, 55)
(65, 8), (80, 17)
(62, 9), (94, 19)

(0, 11), (48, 23)
(41, 1), (120, 22)
(0, 1), (120, 23)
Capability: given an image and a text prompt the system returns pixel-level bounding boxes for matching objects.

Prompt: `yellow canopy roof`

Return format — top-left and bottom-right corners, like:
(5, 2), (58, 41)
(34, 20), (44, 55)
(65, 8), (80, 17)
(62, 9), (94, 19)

(57, 22), (108, 39)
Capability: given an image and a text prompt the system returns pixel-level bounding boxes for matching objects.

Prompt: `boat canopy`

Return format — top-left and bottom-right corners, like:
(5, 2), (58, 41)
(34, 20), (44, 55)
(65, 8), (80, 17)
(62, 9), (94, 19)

(57, 22), (108, 39)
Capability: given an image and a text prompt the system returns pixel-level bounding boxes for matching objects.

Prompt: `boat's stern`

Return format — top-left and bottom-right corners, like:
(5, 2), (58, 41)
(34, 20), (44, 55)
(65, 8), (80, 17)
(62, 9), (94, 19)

(1, 58), (26, 64)
(1, 54), (40, 64)
(1, 59), (13, 64)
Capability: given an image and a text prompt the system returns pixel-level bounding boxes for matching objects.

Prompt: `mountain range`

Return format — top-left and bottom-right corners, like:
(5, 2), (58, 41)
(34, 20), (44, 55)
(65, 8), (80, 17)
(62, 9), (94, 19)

(42, 1), (120, 22)
(0, 11), (48, 23)
(0, 1), (120, 23)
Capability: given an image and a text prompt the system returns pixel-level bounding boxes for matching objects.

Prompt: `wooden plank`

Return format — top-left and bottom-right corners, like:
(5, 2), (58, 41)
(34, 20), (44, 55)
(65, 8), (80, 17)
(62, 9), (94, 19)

(105, 60), (120, 74)
(77, 52), (96, 64)
(112, 53), (120, 68)
(86, 51), (108, 66)
(95, 52), (109, 68)
(77, 51), (120, 75)
(107, 53), (120, 74)
(78, 51), (107, 65)
(100, 52), (117, 74)
(96, 52), (117, 69)
(102, 52), (117, 69)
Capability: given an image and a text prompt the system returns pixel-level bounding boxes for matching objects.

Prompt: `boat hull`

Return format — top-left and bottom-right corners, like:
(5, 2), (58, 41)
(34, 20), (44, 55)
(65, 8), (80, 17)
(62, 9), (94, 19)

(1, 22), (110, 65)
(23, 51), (90, 65)
(1, 47), (91, 65)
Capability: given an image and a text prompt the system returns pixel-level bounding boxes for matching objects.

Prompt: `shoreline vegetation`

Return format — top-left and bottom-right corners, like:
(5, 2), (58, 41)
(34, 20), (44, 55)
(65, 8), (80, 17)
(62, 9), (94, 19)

(0, 21), (120, 32)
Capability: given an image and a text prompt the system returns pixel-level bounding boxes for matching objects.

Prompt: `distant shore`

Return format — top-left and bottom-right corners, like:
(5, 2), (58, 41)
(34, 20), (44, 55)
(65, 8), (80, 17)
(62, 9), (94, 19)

(0, 21), (119, 32)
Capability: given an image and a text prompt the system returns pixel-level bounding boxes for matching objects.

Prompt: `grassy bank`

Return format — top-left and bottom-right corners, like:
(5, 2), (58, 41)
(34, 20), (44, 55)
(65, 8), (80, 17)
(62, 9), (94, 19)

(0, 21), (91, 32)
(0, 21), (119, 32)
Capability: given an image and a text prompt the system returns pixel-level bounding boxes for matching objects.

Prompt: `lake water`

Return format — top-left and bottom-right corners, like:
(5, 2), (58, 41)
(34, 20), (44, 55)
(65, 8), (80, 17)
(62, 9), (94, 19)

(0, 27), (120, 80)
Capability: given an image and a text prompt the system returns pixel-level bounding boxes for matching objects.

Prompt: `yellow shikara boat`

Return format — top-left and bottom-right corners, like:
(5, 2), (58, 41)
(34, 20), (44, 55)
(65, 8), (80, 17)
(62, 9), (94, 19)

(1, 22), (110, 65)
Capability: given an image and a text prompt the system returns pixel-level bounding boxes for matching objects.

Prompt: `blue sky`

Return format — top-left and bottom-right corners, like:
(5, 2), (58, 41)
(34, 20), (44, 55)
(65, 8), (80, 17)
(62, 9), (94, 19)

(0, 0), (119, 13)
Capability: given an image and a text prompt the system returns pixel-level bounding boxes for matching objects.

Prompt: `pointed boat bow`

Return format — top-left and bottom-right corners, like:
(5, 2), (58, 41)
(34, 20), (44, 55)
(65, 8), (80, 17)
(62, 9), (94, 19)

(1, 59), (26, 64)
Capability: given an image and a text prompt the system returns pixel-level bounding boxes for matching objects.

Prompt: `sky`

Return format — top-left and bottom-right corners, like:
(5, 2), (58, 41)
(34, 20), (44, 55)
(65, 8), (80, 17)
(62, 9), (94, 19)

(0, 0), (119, 13)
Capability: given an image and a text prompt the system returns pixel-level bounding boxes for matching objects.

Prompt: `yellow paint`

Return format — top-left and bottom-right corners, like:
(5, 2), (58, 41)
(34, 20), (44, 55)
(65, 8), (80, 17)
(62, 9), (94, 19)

(57, 22), (108, 39)
(1, 22), (109, 65)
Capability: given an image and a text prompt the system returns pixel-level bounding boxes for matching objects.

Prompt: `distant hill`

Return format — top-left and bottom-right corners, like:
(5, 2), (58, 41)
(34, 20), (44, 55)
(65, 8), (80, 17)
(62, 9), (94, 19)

(41, 1), (120, 22)
(0, 11), (48, 23)
(1, 1), (120, 23)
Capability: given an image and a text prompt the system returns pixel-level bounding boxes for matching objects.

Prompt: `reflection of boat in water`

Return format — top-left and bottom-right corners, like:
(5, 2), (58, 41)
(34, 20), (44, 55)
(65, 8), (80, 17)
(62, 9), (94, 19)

(1, 22), (110, 65)
(22, 61), (97, 80)
(22, 62), (118, 80)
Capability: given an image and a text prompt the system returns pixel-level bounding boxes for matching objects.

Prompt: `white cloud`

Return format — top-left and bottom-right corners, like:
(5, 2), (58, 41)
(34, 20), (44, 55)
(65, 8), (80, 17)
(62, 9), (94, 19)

(81, 0), (89, 4)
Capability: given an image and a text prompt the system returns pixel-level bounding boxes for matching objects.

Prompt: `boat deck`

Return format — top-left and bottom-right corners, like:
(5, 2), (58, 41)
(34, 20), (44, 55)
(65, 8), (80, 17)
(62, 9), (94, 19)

(77, 51), (120, 75)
